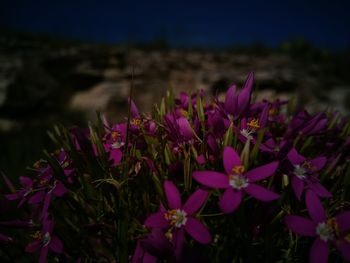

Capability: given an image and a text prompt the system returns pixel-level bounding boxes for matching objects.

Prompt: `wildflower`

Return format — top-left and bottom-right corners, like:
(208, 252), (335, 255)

(25, 218), (63, 263)
(287, 148), (331, 200)
(193, 146), (279, 213)
(224, 72), (254, 120)
(144, 181), (211, 258)
(285, 191), (350, 263)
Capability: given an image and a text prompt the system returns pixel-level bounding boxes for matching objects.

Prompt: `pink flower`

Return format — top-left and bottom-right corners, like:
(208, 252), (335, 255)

(144, 181), (211, 258)
(285, 191), (350, 263)
(193, 146), (280, 213)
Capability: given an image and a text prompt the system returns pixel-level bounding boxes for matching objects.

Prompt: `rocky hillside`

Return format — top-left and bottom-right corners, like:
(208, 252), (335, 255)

(0, 29), (350, 177)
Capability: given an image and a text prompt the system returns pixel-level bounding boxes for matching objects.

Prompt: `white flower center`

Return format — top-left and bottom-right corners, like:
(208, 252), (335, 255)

(164, 209), (187, 228)
(42, 232), (51, 247)
(293, 165), (307, 179)
(111, 141), (124, 149)
(229, 175), (249, 190)
(316, 222), (334, 242)
(240, 129), (254, 140)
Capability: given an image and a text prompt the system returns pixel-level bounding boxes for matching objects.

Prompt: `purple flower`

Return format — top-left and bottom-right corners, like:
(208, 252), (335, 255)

(286, 111), (327, 137)
(285, 191), (350, 263)
(224, 72), (254, 120)
(144, 181), (211, 258)
(287, 148), (331, 200)
(25, 218), (63, 263)
(193, 146), (280, 213)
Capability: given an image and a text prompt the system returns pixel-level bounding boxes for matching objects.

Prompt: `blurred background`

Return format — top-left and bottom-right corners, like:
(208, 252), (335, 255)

(0, 0), (350, 179)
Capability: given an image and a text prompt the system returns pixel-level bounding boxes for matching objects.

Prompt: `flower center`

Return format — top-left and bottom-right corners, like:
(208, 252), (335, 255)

(164, 209), (187, 228)
(31, 231), (42, 240)
(111, 141), (124, 149)
(229, 175), (249, 190)
(131, 118), (142, 127)
(111, 131), (120, 140)
(240, 129), (254, 140)
(42, 232), (51, 247)
(302, 161), (316, 172)
(180, 109), (189, 117)
(293, 165), (307, 179)
(316, 221), (335, 242)
(247, 119), (260, 130)
(232, 165), (245, 175)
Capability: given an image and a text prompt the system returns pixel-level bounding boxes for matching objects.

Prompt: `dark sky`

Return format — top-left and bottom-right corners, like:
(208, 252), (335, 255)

(1, 0), (350, 49)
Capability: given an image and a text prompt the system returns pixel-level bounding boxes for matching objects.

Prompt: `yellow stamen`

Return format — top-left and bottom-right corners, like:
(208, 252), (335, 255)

(232, 165), (245, 175)
(31, 231), (42, 240)
(131, 118), (142, 127)
(165, 230), (173, 241)
(327, 218), (340, 237)
(345, 234), (350, 243)
(247, 119), (260, 130)
(33, 161), (43, 169)
(302, 161), (316, 171)
(180, 109), (188, 117)
(39, 178), (49, 186)
(111, 131), (120, 140)
(269, 108), (277, 116)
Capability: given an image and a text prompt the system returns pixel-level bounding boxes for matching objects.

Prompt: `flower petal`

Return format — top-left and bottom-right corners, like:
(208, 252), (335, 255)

(285, 215), (316, 236)
(183, 189), (208, 215)
(245, 161), (279, 182)
(237, 72), (254, 115)
(306, 190), (326, 224)
(25, 240), (41, 253)
(219, 188), (242, 214)
(309, 238), (329, 263)
(50, 236), (63, 254)
(309, 157), (327, 171)
(224, 85), (237, 115)
(177, 117), (194, 141)
(53, 181), (67, 197)
(307, 182), (332, 198)
(192, 171), (229, 188)
(291, 176), (304, 200)
(337, 239), (350, 261)
(174, 228), (185, 260)
(28, 191), (45, 204)
(287, 148), (305, 165)
(39, 245), (49, 263)
(335, 211), (350, 233)
(184, 218), (211, 244)
(244, 183), (280, 201)
(223, 146), (241, 174)
(164, 181), (181, 209)
(110, 148), (123, 166)
(144, 212), (169, 228)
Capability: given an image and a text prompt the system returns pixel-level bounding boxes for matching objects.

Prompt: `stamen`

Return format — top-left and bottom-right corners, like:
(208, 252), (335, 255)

(111, 131), (120, 140)
(316, 222), (334, 242)
(164, 209), (187, 228)
(232, 165), (245, 175)
(131, 118), (142, 127)
(247, 119), (260, 130)
(180, 109), (188, 117)
(31, 231), (42, 240)
(229, 174), (249, 190)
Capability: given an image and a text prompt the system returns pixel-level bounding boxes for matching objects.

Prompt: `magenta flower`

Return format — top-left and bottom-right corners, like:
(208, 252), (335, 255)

(103, 123), (126, 166)
(144, 181), (211, 258)
(224, 72), (254, 120)
(285, 191), (350, 263)
(193, 146), (280, 213)
(287, 148), (331, 200)
(25, 218), (63, 263)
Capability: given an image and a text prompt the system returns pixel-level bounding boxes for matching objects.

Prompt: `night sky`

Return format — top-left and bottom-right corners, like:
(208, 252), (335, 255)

(1, 0), (350, 49)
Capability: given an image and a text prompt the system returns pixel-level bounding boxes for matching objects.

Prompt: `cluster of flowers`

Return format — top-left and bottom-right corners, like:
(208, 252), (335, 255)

(1, 72), (350, 263)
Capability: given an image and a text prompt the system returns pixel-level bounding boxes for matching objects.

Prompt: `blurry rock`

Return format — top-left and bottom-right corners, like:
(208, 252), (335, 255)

(69, 81), (130, 120)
